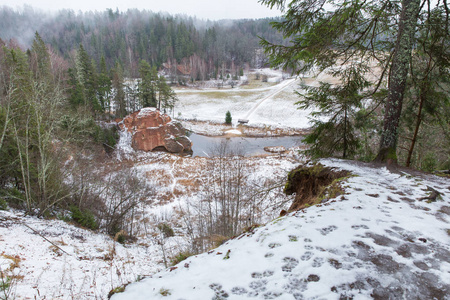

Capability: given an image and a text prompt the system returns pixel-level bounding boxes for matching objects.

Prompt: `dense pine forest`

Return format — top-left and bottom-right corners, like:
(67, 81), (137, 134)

(0, 6), (285, 78)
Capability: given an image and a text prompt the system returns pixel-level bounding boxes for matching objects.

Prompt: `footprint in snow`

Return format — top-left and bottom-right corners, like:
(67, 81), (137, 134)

(268, 242), (281, 249)
(251, 270), (274, 278)
(249, 279), (268, 292)
(263, 291), (283, 299)
(351, 224), (369, 230)
(283, 276), (307, 294)
(281, 257), (299, 272)
(209, 283), (229, 299)
(300, 251), (313, 261)
(318, 225), (338, 235)
(231, 287), (248, 295)
(312, 257), (324, 267)
(307, 274), (320, 282)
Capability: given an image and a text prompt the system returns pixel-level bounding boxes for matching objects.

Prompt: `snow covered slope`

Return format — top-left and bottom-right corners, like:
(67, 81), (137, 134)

(0, 211), (160, 299)
(112, 159), (450, 299)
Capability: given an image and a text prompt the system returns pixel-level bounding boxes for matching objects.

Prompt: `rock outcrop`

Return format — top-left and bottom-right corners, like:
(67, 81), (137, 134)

(118, 108), (192, 154)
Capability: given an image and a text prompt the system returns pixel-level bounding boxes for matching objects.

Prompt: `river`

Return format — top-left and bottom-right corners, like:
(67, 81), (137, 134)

(189, 133), (304, 157)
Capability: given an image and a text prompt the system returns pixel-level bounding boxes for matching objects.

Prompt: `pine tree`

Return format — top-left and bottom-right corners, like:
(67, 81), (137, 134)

(29, 32), (51, 81)
(74, 44), (101, 114)
(299, 66), (370, 158)
(225, 111), (232, 125)
(157, 75), (178, 112)
(112, 62), (127, 118)
(138, 60), (157, 108)
(260, 0), (447, 164)
(97, 55), (112, 113)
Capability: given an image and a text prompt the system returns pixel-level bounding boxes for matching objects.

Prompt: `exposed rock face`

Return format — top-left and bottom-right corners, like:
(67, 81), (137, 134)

(119, 108), (192, 154)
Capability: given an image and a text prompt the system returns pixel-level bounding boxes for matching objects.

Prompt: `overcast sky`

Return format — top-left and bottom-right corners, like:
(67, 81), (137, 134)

(2, 0), (282, 20)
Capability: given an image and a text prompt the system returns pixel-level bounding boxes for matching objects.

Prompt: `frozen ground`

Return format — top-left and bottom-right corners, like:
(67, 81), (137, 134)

(0, 210), (161, 299)
(112, 159), (450, 299)
(173, 69), (316, 129)
(3, 68), (448, 299)
(0, 130), (300, 299)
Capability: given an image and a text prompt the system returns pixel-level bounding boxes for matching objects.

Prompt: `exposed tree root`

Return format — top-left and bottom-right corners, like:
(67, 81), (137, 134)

(284, 163), (350, 211)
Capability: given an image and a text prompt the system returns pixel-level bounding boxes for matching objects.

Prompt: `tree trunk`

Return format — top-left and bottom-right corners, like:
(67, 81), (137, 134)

(375, 0), (420, 164)
(406, 87), (425, 167)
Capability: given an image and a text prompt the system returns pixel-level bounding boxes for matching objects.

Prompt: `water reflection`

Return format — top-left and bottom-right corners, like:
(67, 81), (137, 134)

(189, 133), (304, 157)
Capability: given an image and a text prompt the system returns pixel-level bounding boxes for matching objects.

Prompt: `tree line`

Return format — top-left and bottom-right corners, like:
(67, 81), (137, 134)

(67, 43), (178, 119)
(0, 33), (155, 237)
(0, 6), (286, 79)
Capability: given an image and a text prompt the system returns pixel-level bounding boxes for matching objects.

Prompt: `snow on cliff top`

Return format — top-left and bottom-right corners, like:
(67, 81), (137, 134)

(113, 159), (450, 300)
(137, 107), (158, 117)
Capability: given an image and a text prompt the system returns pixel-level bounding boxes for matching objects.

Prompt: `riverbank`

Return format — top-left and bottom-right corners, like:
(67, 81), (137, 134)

(178, 119), (310, 137)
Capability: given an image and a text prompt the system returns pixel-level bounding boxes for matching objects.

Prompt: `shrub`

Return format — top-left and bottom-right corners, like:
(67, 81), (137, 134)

(159, 288), (171, 296)
(0, 188), (25, 208)
(92, 124), (119, 153)
(421, 153), (437, 172)
(0, 198), (8, 211)
(108, 285), (126, 298)
(171, 251), (193, 266)
(157, 223), (175, 238)
(0, 274), (11, 292)
(225, 111), (232, 125)
(114, 230), (128, 244)
(70, 205), (98, 230)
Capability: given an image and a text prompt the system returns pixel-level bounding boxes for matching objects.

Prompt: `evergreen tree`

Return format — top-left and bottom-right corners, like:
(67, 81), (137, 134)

(138, 60), (157, 108)
(74, 44), (101, 114)
(1, 41), (68, 214)
(260, 0), (447, 164)
(400, 7), (450, 169)
(225, 111), (232, 125)
(299, 66), (370, 158)
(97, 55), (112, 114)
(112, 62), (127, 118)
(29, 32), (51, 81)
(156, 75), (178, 112)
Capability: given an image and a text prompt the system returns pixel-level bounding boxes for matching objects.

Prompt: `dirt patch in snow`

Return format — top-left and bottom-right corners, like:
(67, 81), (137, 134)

(284, 163), (350, 211)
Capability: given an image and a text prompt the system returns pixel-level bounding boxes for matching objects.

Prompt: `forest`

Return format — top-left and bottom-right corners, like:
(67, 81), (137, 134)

(0, 6), (285, 78)
(0, 2), (449, 298)
(0, 2), (449, 225)
(0, 6), (290, 238)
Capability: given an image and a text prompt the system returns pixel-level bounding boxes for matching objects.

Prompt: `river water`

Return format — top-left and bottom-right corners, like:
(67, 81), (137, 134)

(189, 133), (304, 157)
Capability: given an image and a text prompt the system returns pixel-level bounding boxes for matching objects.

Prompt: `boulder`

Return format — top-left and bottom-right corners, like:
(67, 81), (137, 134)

(119, 108), (192, 154)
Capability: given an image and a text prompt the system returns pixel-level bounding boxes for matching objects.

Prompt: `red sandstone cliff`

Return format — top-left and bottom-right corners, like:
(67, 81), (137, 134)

(118, 108), (192, 153)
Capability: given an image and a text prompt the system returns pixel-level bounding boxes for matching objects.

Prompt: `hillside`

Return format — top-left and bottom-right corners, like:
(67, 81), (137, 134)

(0, 67), (448, 299)
(112, 159), (450, 299)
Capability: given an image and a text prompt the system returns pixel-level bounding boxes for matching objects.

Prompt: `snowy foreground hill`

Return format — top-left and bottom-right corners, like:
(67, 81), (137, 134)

(113, 159), (450, 300)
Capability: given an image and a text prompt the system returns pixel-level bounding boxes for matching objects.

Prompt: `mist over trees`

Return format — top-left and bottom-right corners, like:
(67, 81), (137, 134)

(0, 6), (289, 239)
(0, 6), (286, 78)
